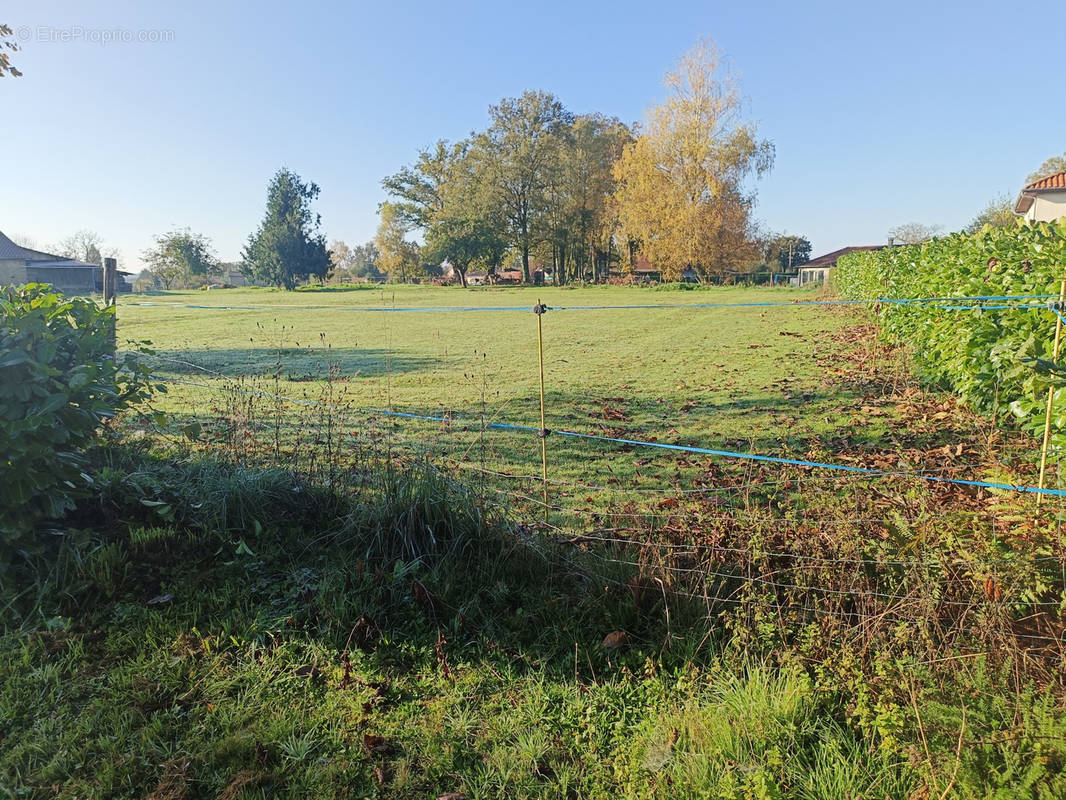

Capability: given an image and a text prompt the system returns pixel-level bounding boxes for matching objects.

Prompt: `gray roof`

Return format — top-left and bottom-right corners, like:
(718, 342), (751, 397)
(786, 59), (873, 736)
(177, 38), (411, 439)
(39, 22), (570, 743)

(0, 229), (103, 269)
(0, 229), (64, 261)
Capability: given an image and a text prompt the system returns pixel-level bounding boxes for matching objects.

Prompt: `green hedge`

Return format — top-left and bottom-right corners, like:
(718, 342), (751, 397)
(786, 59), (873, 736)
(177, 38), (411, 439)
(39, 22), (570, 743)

(834, 220), (1066, 451)
(0, 284), (156, 561)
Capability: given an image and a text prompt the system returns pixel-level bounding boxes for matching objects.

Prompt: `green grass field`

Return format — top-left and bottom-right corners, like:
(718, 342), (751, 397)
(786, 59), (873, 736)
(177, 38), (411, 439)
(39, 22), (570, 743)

(118, 282), (1043, 520)
(4, 283), (1064, 799)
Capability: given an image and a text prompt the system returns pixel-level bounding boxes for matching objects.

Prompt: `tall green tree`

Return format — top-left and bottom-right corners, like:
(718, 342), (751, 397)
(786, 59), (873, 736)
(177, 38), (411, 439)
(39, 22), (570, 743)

(423, 214), (507, 288)
(477, 91), (575, 282)
(544, 113), (631, 283)
(381, 140), (458, 229)
(763, 234), (811, 272)
(142, 228), (219, 289)
(384, 140), (507, 287)
(242, 168), (331, 290)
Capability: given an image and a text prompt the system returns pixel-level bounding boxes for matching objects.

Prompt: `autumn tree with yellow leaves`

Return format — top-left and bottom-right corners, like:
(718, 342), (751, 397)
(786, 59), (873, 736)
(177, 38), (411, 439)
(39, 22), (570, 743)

(612, 41), (773, 281)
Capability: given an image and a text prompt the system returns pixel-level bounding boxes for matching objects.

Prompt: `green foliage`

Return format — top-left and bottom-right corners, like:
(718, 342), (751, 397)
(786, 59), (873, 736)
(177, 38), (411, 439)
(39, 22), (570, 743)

(763, 234), (811, 272)
(242, 168), (332, 290)
(374, 201), (421, 283)
(423, 213), (508, 287)
(327, 240), (383, 283)
(383, 95), (631, 285)
(2, 446), (1063, 798)
(1027, 152), (1066, 184)
(141, 227), (219, 289)
(834, 220), (1066, 449)
(0, 23), (22, 77)
(0, 285), (156, 560)
(964, 194), (1016, 234)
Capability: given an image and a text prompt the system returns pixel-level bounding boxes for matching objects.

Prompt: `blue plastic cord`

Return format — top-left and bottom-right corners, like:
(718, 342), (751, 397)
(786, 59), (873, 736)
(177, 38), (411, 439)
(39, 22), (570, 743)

(150, 374), (1066, 498)
(120, 293), (1060, 315)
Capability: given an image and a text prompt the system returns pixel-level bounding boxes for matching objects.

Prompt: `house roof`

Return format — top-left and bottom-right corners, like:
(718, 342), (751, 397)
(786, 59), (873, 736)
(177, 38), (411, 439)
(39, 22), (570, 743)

(798, 246), (886, 270)
(1015, 170), (1066, 213)
(1023, 170), (1066, 191)
(0, 229), (100, 266)
(0, 230), (60, 260)
(630, 255), (660, 274)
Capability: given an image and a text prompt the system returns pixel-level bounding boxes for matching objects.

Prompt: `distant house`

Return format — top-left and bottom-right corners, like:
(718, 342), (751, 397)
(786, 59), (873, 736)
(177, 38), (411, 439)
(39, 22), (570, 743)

(1015, 170), (1066, 223)
(629, 256), (699, 283)
(216, 262), (269, 287)
(0, 229), (130, 294)
(796, 246), (887, 286)
(631, 258), (661, 283)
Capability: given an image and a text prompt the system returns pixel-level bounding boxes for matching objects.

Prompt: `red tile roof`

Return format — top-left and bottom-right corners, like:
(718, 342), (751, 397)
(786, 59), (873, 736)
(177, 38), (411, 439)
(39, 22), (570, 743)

(1023, 170), (1066, 191)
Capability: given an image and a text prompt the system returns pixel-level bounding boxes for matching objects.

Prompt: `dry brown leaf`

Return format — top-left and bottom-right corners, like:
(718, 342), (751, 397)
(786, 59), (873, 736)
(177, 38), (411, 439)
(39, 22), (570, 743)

(602, 630), (629, 649)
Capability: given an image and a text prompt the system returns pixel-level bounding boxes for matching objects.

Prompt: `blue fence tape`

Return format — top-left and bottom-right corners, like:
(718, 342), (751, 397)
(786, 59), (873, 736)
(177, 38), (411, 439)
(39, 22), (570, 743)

(151, 374), (1065, 498)
(121, 293), (1061, 315)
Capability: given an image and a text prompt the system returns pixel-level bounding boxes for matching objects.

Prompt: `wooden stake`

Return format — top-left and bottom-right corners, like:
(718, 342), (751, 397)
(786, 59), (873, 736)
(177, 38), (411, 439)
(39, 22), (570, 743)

(103, 257), (118, 354)
(536, 299), (549, 520)
(1037, 279), (1066, 505)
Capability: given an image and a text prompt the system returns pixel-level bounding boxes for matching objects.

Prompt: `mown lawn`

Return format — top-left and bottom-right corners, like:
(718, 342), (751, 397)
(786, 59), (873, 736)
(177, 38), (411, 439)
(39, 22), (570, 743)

(116, 284), (936, 512)
(117, 282), (1045, 521)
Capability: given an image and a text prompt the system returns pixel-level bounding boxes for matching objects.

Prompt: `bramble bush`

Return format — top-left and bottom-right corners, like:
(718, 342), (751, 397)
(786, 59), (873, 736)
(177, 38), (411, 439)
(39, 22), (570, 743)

(834, 219), (1066, 451)
(0, 284), (157, 562)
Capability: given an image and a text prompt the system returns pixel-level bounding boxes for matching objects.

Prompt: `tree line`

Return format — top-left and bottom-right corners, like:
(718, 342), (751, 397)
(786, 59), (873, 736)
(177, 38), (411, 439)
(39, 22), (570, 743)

(381, 41), (777, 286)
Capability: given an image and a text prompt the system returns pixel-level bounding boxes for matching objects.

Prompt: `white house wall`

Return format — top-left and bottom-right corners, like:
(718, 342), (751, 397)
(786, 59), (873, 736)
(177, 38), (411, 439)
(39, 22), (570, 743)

(1025, 191), (1066, 223)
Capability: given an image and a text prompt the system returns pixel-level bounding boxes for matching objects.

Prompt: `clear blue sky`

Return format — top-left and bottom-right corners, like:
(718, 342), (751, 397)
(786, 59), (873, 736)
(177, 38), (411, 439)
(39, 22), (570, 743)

(3, 0), (1064, 270)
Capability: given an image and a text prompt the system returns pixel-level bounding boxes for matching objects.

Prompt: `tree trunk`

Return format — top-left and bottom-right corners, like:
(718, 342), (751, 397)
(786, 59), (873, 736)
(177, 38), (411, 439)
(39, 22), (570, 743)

(521, 245), (531, 283)
(457, 265), (468, 288)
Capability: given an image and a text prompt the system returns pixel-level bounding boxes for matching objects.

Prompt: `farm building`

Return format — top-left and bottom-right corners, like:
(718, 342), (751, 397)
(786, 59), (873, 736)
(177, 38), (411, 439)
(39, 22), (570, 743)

(1014, 170), (1066, 223)
(0, 229), (130, 294)
(796, 245), (887, 286)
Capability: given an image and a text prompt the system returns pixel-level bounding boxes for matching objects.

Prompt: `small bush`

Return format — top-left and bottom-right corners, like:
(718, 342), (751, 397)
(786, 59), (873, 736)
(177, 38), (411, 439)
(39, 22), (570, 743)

(0, 284), (156, 561)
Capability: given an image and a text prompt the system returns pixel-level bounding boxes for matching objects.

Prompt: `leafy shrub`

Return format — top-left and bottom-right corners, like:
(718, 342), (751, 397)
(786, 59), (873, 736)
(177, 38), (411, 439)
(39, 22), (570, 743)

(0, 284), (156, 560)
(834, 220), (1066, 450)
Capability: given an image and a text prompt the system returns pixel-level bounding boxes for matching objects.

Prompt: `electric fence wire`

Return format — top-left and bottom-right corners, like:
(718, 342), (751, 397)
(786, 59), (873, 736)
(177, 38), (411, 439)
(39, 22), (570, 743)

(119, 292), (1063, 315)
(144, 372), (1066, 498)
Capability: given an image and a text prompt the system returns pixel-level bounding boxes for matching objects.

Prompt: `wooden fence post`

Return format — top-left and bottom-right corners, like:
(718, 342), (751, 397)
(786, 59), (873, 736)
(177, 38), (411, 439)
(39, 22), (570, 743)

(103, 257), (117, 305)
(103, 257), (118, 354)
(534, 300), (550, 521)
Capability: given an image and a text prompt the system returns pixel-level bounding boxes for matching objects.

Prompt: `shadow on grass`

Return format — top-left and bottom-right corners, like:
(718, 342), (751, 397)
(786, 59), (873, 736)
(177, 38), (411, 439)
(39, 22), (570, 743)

(145, 347), (441, 379)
